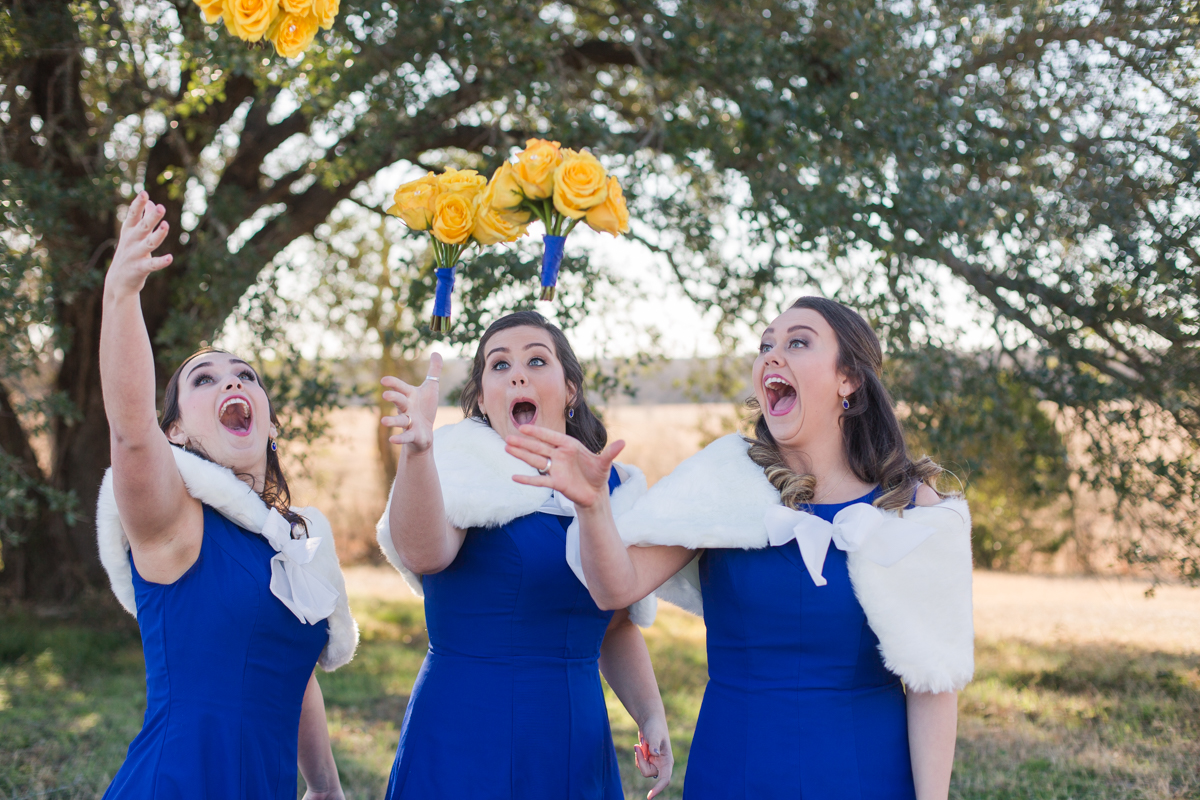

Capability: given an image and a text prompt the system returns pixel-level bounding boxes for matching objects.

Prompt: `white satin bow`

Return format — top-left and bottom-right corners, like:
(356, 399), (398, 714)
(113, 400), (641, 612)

(538, 491), (577, 518)
(763, 502), (935, 587)
(260, 508), (340, 625)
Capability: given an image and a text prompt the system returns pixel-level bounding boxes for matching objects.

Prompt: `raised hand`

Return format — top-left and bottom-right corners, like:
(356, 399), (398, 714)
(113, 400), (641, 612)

(504, 425), (624, 509)
(635, 720), (674, 799)
(106, 191), (173, 297)
(381, 353), (443, 453)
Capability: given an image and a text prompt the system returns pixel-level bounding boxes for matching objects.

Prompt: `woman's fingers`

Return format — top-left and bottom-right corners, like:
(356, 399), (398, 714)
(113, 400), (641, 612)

(381, 414), (410, 429)
(122, 192), (148, 231)
(599, 439), (626, 466)
(381, 390), (411, 412)
(139, 201), (166, 232)
(516, 423), (573, 448)
(505, 444), (552, 471)
(512, 473), (554, 488)
(381, 375), (417, 394)
(504, 432), (553, 459)
(149, 254), (173, 271)
(146, 219), (170, 249)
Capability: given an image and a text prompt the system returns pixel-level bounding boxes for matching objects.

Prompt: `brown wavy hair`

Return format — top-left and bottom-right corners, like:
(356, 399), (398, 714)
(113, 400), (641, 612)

(160, 347), (306, 535)
(459, 311), (608, 453)
(745, 297), (943, 511)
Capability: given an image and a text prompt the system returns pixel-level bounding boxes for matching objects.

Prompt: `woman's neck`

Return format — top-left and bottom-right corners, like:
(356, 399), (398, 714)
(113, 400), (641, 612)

(777, 437), (875, 505)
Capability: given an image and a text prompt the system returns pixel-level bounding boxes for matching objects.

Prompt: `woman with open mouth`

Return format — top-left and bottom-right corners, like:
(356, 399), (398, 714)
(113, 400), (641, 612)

(507, 297), (974, 800)
(376, 310), (673, 799)
(96, 192), (358, 800)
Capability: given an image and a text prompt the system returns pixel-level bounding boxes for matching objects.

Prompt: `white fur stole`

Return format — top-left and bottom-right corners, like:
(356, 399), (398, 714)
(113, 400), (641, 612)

(96, 447), (359, 672)
(616, 433), (976, 693)
(375, 418), (657, 627)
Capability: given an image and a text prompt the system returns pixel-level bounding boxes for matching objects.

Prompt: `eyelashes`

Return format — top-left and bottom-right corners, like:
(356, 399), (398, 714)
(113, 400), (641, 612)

(190, 370), (258, 387)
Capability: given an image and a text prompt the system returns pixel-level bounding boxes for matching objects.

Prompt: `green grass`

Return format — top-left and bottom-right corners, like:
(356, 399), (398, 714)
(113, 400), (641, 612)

(2, 598), (1197, 800)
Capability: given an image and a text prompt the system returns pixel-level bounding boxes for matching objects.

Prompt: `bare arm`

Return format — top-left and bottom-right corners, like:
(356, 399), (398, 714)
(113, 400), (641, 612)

(297, 672), (344, 800)
(381, 354), (466, 575)
(100, 191), (202, 583)
(505, 426), (694, 609)
(906, 481), (957, 799)
(598, 609), (673, 799)
(907, 690), (957, 799)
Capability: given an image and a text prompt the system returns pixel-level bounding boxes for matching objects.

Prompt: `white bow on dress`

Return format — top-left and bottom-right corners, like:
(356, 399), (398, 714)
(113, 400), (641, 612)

(763, 502), (936, 587)
(260, 508), (340, 625)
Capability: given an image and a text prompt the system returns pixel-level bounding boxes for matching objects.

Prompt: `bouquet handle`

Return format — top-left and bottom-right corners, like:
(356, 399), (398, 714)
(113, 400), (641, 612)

(540, 235), (566, 301)
(431, 267), (456, 332)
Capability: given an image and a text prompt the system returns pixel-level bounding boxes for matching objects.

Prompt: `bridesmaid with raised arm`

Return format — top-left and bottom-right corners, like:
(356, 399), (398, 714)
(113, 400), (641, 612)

(507, 296), (974, 800)
(96, 192), (358, 800)
(375, 310), (673, 799)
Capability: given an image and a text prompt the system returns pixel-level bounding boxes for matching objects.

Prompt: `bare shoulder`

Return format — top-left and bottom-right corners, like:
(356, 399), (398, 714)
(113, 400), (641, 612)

(913, 483), (941, 507)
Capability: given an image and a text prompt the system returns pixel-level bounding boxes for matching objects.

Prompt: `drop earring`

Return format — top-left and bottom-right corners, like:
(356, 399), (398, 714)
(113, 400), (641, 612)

(841, 397), (850, 410)
(567, 407), (575, 419)
(270, 439), (278, 452)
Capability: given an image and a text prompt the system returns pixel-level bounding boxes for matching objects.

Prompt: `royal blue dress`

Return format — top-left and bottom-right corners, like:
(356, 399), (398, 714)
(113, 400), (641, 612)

(103, 505), (329, 800)
(385, 469), (624, 800)
(684, 487), (916, 800)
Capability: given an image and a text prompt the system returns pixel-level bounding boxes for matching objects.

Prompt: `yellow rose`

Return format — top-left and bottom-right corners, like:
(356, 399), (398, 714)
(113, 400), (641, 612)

(312, 0), (339, 28)
(552, 149), (609, 219)
(472, 185), (529, 245)
(431, 192), (478, 245)
(437, 167), (487, 196)
(513, 139), (562, 200)
(279, 0), (313, 12)
(585, 177), (630, 237)
(194, 0), (226, 24)
(270, 12), (318, 58)
(385, 172), (440, 231)
(488, 162), (525, 211)
(224, 0), (279, 41)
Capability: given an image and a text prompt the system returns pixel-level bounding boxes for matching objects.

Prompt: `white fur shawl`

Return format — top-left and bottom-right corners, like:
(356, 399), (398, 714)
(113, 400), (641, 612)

(96, 447), (359, 672)
(617, 433), (975, 693)
(375, 418), (657, 627)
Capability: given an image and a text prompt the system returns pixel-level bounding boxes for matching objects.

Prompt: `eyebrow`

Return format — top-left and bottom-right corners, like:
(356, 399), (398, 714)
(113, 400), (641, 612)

(186, 358), (251, 379)
(760, 325), (818, 337)
(485, 342), (552, 359)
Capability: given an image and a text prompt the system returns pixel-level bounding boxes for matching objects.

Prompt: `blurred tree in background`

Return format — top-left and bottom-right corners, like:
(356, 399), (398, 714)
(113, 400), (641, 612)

(2, 0), (1196, 599)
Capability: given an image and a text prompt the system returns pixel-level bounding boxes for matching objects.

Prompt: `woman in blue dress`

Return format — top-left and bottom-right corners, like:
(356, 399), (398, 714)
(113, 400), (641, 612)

(375, 310), (673, 799)
(95, 192), (358, 799)
(507, 297), (975, 799)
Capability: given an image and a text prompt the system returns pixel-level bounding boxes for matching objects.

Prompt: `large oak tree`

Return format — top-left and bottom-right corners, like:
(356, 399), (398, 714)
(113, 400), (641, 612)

(2, 0), (1197, 598)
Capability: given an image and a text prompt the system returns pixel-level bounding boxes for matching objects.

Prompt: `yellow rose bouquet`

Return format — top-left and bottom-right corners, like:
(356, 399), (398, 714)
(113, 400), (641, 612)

(191, 0), (338, 59)
(491, 139), (631, 300)
(386, 168), (529, 332)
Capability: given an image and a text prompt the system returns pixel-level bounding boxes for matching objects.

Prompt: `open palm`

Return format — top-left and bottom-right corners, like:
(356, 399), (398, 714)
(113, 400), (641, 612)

(505, 425), (624, 508)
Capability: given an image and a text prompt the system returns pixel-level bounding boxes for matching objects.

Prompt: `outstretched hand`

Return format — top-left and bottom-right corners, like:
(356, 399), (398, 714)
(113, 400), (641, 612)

(107, 191), (173, 296)
(381, 354), (443, 453)
(505, 425), (624, 509)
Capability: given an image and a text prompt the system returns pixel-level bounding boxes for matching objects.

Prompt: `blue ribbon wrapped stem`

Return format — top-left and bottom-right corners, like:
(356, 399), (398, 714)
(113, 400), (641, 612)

(431, 266), (456, 333)
(540, 235), (566, 301)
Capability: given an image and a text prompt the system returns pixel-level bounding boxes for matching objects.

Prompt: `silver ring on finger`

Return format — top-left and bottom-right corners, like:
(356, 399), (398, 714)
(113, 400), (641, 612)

(537, 458), (551, 476)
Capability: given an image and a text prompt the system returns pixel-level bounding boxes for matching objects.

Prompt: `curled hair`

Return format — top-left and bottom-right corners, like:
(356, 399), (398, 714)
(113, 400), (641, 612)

(459, 310), (608, 453)
(160, 347), (307, 536)
(745, 297), (943, 511)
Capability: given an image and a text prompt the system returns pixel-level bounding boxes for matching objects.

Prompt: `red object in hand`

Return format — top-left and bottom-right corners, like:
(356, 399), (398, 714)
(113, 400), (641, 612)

(637, 735), (652, 763)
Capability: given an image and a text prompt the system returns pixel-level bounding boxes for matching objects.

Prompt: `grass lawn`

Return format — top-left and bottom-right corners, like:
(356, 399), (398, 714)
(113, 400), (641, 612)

(2, 595), (1197, 800)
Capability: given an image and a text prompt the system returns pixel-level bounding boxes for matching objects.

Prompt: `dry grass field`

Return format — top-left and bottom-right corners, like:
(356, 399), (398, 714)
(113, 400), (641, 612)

(2, 405), (1197, 798)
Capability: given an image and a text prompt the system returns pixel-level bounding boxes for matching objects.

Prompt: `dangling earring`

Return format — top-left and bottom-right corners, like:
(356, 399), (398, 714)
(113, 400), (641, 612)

(567, 407), (575, 420)
(481, 413), (489, 424)
(270, 439), (278, 452)
(841, 396), (850, 410)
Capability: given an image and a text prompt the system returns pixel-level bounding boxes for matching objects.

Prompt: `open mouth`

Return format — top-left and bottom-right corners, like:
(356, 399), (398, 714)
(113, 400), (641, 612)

(510, 399), (538, 427)
(763, 375), (798, 416)
(219, 396), (253, 436)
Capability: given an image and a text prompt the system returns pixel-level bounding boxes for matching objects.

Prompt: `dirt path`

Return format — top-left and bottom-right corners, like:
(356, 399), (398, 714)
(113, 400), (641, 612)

(346, 566), (1199, 653)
